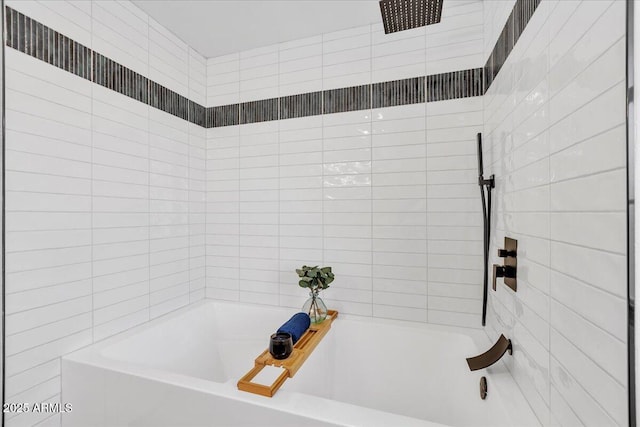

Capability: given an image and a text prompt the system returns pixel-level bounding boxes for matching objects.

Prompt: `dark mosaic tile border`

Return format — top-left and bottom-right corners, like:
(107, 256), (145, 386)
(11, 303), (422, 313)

(207, 104), (239, 128)
(7, 8), (91, 81)
(240, 98), (279, 124)
(280, 92), (322, 120)
(5, 6), (204, 126)
(6, 0), (539, 128)
(426, 69), (483, 102)
(484, 0), (541, 89)
(149, 81), (190, 121)
(373, 77), (425, 108)
(323, 85), (371, 114)
(93, 53), (148, 104)
(188, 101), (206, 127)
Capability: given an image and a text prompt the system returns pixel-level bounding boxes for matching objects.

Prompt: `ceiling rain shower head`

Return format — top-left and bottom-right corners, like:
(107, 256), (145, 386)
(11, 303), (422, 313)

(379, 0), (443, 34)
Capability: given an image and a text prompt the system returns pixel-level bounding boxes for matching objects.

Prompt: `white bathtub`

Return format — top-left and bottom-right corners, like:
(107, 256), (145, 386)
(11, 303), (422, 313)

(62, 300), (538, 427)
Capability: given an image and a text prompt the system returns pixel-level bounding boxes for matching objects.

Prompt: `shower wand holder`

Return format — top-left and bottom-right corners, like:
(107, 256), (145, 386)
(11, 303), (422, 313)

(492, 237), (517, 292)
(479, 174), (495, 188)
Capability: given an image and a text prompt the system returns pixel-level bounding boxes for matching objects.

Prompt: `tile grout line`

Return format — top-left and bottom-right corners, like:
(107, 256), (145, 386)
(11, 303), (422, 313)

(424, 24), (429, 323)
(147, 11), (151, 322)
(89, 0), (94, 345)
(370, 23), (374, 318)
(188, 48), (192, 305)
(321, 28), (325, 308)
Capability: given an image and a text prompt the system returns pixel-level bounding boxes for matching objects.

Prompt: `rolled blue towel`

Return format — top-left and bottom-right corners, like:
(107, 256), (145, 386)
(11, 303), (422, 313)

(277, 312), (311, 345)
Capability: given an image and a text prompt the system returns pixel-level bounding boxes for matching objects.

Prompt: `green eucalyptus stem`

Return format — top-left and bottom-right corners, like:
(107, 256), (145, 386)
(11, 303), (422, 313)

(309, 296), (318, 319)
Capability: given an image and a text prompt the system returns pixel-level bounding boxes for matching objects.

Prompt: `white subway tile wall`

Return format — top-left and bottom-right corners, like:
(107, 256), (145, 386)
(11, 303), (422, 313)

(279, 116), (323, 308)
(238, 121), (281, 305)
(189, 122), (207, 303)
(426, 97), (484, 326)
(204, 2), (485, 324)
(372, 104), (426, 322)
(4, 1), (206, 425)
(206, 99), (483, 323)
(92, 73), (150, 342)
(484, 0), (627, 425)
(10, 0), (92, 48)
(205, 124), (240, 302)
(279, 35), (322, 97)
(373, 23), (426, 83)
(189, 48), (207, 107)
(425, 0), (484, 75)
(5, 48), (93, 427)
(239, 45), (279, 103)
(206, 53), (239, 106)
(323, 109), (374, 316)
(92, 0), (148, 78)
(149, 17), (190, 99)
(188, 49), (208, 304)
(149, 108), (191, 319)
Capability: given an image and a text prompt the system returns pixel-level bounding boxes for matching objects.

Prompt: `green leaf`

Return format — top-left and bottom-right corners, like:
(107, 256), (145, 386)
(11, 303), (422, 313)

(296, 265), (335, 290)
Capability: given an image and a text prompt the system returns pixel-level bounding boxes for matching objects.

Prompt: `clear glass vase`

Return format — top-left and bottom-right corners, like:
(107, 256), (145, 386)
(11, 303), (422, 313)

(302, 290), (327, 324)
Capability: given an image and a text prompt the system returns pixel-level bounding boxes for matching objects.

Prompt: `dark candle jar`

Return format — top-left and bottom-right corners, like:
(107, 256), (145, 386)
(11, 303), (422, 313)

(269, 332), (293, 360)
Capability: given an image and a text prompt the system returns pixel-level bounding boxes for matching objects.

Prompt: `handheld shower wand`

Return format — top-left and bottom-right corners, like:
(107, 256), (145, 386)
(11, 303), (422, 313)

(477, 133), (494, 327)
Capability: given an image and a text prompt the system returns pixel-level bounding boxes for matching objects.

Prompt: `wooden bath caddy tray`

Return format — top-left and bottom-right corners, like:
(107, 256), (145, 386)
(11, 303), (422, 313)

(237, 310), (338, 397)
